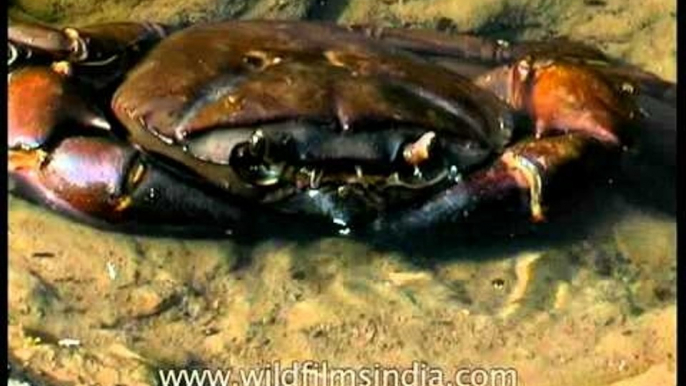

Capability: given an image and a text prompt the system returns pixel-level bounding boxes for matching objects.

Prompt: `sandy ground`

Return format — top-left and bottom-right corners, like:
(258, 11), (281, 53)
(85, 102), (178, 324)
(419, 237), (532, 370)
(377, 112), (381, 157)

(7, 0), (677, 385)
(7, 196), (677, 386)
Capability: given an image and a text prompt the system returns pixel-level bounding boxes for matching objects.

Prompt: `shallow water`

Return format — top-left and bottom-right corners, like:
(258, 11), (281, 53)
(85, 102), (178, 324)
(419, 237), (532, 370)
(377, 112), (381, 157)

(8, 0), (676, 384)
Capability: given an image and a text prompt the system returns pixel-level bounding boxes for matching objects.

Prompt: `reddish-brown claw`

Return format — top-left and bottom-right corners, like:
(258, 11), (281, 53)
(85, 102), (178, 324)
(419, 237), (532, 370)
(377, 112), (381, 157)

(10, 137), (138, 221)
(500, 134), (618, 221)
(9, 135), (255, 233)
(373, 133), (615, 233)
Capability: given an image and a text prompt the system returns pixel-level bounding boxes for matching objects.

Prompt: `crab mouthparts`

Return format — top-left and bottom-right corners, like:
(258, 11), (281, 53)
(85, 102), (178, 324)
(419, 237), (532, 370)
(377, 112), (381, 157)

(403, 131), (436, 166)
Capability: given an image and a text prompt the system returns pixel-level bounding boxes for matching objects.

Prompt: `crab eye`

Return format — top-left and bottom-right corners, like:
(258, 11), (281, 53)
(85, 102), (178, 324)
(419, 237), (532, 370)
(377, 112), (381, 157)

(8, 42), (19, 67)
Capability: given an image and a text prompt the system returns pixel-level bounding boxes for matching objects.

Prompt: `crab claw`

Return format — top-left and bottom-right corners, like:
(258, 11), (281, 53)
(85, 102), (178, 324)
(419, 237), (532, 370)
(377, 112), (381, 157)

(9, 135), (251, 232)
(9, 66), (110, 151)
(372, 132), (616, 234)
(7, 64), (249, 230)
(10, 137), (137, 221)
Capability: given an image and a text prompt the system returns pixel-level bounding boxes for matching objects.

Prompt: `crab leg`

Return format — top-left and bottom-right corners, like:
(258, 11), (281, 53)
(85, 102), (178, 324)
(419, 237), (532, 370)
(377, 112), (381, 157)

(349, 25), (676, 106)
(474, 57), (677, 171)
(9, 18), (171, 63)
(592, 66), (676, 107)
(348, 24), (609, 64)
(9, 17), (173, 90)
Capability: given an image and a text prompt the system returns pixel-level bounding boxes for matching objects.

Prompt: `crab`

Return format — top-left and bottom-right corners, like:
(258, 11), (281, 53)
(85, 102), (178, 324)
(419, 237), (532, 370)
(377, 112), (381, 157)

(8, 17), (677, 237)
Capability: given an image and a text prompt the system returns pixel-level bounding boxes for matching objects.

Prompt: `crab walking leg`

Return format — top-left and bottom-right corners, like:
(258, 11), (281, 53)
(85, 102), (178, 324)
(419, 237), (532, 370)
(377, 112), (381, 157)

(347, 24), (610, 64)
(372, 133), (617, 233)
(8, 19), (74, 58)
(591, 66), (677, 108)
(9, 136), (250, 232)
(9, 17), (170, 64)
(349, 25), (676, 107)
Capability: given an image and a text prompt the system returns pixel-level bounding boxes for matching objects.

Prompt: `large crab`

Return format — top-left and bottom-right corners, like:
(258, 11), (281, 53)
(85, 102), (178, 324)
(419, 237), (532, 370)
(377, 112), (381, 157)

(8, 17), (676, 237)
